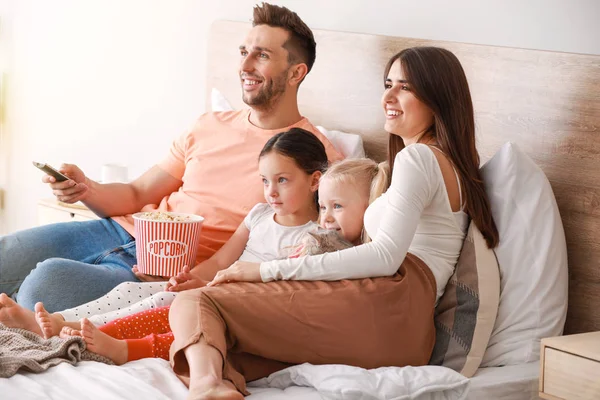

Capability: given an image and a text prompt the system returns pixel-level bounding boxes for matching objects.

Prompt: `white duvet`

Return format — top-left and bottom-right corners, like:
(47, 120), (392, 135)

(0, 358), (469, 400)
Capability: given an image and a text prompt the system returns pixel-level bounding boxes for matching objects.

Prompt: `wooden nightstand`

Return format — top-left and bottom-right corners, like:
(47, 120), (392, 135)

(539, 332), (600, 399)
(37, 198), (99, 226)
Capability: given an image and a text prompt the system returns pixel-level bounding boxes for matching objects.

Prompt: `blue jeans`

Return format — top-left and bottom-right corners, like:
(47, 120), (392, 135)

(0, 218), (139, 312)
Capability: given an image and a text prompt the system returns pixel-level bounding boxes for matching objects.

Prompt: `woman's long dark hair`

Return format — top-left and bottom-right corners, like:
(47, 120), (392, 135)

(384, 47), (499, 248)
(259, 127), (328, 209)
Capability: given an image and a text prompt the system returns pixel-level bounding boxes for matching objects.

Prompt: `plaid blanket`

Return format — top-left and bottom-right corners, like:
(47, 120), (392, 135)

(0, 323), (113, 378)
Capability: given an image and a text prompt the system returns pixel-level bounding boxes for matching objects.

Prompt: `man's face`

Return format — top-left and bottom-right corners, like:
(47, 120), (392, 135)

(239, 25), (292, 109)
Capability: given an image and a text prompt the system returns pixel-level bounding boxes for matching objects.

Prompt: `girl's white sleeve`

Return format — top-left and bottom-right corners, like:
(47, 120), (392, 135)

(260, 145), (437, 281)
(244, 203), (270, 230)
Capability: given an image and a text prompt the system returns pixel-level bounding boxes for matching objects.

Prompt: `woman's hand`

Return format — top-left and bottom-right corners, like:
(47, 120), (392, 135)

(166, 265), (209, 292)
(132, 265), (169, 282)
(207, 261), (261, 286)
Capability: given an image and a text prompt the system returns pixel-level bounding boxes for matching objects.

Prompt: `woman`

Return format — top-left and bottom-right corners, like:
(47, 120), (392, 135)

(168, 47), (499, 400)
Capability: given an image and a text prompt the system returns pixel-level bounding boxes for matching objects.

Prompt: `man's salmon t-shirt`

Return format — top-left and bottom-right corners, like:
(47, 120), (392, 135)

(112, 110), (342, 265)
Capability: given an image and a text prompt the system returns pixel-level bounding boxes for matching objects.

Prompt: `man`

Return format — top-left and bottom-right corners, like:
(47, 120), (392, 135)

(0, 2), (341, 325)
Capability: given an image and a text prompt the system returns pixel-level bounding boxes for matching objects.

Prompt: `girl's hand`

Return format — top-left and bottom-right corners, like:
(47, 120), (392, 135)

(132, 265), (169, 282)
(207, 261), (261, 286)
(166, 265), (208, 292)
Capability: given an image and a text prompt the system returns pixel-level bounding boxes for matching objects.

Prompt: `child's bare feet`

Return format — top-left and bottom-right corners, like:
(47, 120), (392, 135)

(187, 376), (244, 400)
(0, 293), (42, 335)
(80, 318), (128, 365)
(35, 302), (68, 339)
(59, 325), (82, 338)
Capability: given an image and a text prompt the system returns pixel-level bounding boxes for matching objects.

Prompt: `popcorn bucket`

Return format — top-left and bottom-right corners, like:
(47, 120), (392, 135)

(133, 211), (204, 276)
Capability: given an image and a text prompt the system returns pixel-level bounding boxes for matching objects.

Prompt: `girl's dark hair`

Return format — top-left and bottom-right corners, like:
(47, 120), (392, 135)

(259, 127), (328, 208)
(384, 46), (499, 248)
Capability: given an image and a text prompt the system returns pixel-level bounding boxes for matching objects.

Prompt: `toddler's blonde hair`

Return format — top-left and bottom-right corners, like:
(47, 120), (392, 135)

(320, 158), (390, 243)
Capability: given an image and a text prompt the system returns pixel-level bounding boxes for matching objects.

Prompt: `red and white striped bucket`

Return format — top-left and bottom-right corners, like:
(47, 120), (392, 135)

(133, 211), (204, 276)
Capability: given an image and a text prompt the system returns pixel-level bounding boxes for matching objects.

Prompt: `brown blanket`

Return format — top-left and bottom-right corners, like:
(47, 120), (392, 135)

(0, 323), (113, 378)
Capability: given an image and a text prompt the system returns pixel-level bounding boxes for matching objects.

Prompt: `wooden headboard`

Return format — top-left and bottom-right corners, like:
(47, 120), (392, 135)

(207, 21), (600, 334)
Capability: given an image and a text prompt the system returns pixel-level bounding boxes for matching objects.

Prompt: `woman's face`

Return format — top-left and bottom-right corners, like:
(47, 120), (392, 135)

(381, 59), (434, 145)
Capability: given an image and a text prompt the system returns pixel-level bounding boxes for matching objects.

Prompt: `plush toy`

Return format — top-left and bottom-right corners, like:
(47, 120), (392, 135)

(288, 228), (354, 258)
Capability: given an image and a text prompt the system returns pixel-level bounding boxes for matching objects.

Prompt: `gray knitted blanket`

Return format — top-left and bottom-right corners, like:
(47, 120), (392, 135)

(0, 323), (113, 378)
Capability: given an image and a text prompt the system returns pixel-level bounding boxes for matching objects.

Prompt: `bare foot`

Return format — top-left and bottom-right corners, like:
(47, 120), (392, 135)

(59, 326), (82, 338)
(187, 376), (244, 400)
(35, 302), (68, 339)
(80, 318), (128, 365)
(0, 293), (42, 335)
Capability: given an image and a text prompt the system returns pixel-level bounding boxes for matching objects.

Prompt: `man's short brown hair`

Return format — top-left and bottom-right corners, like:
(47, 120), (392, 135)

(252, 2), (316, 74)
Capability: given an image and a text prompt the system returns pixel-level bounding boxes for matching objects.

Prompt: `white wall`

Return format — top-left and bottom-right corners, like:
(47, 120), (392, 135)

(1, 0), (598, 234)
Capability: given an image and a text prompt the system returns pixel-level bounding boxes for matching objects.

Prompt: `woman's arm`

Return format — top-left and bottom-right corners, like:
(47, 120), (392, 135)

(260, 145), (438, 281)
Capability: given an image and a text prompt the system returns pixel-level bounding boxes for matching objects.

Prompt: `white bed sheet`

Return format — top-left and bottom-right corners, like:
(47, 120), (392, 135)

(246, 362), (542, 400)
(0, 358), (539, 400)
(468, 361), (541, 400)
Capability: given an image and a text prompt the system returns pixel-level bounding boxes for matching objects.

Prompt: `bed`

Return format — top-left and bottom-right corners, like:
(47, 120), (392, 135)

(2, 20), (599, 400)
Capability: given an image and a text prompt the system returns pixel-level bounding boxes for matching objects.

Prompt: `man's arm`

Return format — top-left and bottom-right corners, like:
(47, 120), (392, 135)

(46, 164), (182, 218)
(83, 166), (182, 218)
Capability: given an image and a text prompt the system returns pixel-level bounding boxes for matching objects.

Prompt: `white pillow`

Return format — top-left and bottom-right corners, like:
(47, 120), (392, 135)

(316, 126), (366, 159)
(249, 363), (470, 400)
(210, 88), (365, 159)
(211, 88), (235, 112)
(479, 142), (568, 367)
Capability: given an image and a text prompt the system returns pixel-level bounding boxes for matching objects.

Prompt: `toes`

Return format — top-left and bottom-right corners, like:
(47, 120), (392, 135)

(40, 324), (52, 339)
(42, 323), (53, 336)
(0, 293), (15, 306)
(34, 302), (47, 314)
(80, 318), (94, 333)
(35, 309), (52, 338)
(59, 326), (71, 336)
(60, 326), (81, 338)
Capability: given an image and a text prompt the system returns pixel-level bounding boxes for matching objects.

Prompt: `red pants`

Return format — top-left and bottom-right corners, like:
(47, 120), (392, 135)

(100, 306), (172, 361)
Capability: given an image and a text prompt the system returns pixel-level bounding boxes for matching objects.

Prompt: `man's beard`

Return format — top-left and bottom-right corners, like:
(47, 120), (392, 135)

(242, 70), (288, 110)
